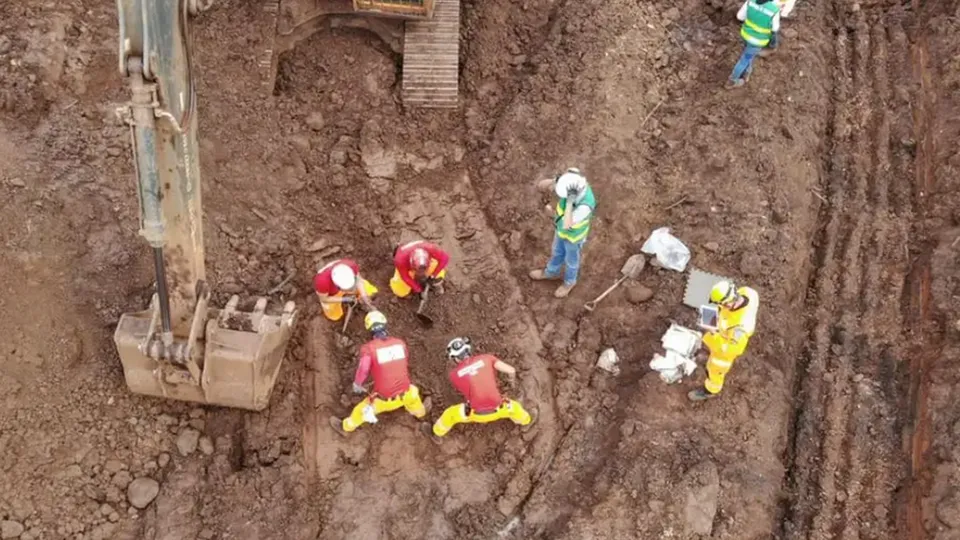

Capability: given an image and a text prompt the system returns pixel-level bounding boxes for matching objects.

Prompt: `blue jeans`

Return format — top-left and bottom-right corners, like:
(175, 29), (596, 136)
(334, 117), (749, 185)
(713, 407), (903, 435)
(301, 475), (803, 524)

(544, 234), (585, 286)
(730, 34), (777, 82)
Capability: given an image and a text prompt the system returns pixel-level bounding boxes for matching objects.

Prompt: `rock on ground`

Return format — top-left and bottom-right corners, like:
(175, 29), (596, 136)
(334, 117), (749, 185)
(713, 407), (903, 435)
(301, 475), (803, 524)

(626, 284), (654, 304)
(1, 520), (24, 539)
(680, 461), (720, 535)
(177, 428), (201, 456)
(127, 477), (160, 509)
(937, 490), (960, 529)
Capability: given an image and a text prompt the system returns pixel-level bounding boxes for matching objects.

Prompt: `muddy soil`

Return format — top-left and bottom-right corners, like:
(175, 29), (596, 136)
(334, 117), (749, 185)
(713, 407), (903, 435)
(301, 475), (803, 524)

(1, 0), (959, 538)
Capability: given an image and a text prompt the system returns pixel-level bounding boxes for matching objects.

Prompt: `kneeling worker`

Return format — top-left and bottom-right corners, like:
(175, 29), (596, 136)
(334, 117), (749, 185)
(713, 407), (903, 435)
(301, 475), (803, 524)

(313, 258), (378, 322)
(330, 311), (430, 434)
(432, 337), (534, 437)
(689, 280), (760, 401)
(390, 240), (450, 298)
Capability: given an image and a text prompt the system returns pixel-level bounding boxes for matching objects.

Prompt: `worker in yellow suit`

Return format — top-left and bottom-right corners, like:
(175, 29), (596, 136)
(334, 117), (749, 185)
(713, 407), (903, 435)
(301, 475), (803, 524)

(689, 280), (760, 401)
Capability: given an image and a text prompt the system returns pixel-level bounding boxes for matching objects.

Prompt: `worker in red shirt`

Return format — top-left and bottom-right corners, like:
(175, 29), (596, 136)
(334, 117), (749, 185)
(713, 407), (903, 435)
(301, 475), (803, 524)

(313, 258), (378, 322)
(330, 311), (430, 434)
(390, 240), (450, 298)
(431, 337), (534, 437)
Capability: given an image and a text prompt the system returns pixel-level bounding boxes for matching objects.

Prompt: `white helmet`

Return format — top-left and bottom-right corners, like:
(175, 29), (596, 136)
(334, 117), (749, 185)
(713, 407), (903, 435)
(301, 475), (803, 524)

(555, 168), (587, 199)
(330, 263), (357, 290)
(446, 337), (472, 361)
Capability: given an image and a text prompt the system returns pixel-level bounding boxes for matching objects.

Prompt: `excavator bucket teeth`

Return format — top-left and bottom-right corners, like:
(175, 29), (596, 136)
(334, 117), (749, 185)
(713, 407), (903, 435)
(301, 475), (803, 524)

(114, 297), (298, 411)
(401, 0), (460, 108)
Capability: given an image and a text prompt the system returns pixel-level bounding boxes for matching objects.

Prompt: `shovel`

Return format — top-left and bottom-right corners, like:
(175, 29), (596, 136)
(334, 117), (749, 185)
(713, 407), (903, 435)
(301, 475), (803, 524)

(341, 300), (355, 333)
(583, 254), (647, 312)
(415, 283), (434, 328)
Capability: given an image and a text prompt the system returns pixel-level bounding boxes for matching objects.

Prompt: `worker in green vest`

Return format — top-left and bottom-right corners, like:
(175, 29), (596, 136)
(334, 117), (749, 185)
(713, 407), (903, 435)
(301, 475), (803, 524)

(729, 0), (781, 88)
(529, 168), (597, 298)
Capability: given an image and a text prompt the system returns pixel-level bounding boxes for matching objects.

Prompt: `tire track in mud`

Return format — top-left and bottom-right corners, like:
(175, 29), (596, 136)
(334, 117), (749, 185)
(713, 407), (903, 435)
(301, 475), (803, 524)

(780, 2), (913, 538)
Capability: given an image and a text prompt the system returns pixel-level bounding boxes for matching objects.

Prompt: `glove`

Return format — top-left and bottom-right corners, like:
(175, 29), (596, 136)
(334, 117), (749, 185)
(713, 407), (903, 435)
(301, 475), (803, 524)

(352, 383), (365, 395)
(428, 276), (444, 286)
(342, 295), (357, 306)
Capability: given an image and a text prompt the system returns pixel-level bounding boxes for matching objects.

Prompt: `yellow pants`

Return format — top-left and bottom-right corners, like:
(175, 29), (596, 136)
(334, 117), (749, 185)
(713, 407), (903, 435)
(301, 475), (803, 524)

(389, 263), (446, 298)
(702, 333), (748, 395)
(342, 385), (426, 432)
(320, 279), (378, 321)
(432, 399), (531, 437)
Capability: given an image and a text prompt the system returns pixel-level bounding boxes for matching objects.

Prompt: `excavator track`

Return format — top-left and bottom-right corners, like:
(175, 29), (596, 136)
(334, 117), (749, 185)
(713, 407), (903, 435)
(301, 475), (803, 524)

(401, 0), (460, 108)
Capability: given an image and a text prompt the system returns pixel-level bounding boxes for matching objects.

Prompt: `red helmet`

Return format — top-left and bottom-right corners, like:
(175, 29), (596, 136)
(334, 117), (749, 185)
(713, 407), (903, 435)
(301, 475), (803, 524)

(410, 247), (430, 270)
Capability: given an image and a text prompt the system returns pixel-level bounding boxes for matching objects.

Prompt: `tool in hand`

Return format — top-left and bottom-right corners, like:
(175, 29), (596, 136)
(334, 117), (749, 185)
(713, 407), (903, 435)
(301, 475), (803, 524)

(415, 283), (434, 328)
(583, 254), (647, 312)
(341, 299), (356, 333)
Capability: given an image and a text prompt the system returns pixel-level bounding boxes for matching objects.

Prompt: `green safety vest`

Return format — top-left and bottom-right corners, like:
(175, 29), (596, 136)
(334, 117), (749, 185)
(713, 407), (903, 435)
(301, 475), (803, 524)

(555, 186), (596, 243)
(740, 0), (779, 47)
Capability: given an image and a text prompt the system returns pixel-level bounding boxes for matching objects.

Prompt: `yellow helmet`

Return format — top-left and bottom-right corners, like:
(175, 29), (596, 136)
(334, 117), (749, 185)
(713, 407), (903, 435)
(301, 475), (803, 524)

(709, 281), (736, 304)
(364, 310), (387, 332)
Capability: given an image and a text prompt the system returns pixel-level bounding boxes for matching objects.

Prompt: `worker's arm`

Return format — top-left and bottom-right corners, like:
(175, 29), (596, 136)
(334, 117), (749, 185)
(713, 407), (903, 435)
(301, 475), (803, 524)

(352, 352), (373, 393)
(355, 277), (373, 306)
(736, 0), (748, 20)
(780, 0), (795, 17)
(493, 360), (516, 376)
(315, 291), (353, 304)
(562, 198), (576, 230)
(395, 253), (424, 294)
(429, 244), (450, 275)
(772, 11), (781, 31)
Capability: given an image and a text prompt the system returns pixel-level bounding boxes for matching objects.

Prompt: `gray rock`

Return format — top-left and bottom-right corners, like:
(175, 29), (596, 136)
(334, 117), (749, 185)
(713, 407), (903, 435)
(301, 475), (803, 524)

(112, 470), (133, 489)
(104, 460), (125, 474)
(199, 437), (215, 456)
(1, 520), (24, 539)
(626, 284), (655, 304)
(305, 112), (325, 131)
(703, 241), (720, 252)
(157, 453), (170, 468)
(681, 461), (720, 535)
(177, 428), (201, 456)
(126, 477), (160, 509)
(937, 490), (960, 529)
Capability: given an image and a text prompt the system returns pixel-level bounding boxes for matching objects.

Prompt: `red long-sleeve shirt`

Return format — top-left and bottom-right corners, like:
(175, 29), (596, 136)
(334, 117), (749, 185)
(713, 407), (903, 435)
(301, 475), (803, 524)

(393, 240), (449, 294)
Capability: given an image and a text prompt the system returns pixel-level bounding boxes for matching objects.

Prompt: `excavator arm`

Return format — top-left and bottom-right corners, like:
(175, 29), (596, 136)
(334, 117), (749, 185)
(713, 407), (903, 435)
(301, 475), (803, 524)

(113, 0), (297, 411)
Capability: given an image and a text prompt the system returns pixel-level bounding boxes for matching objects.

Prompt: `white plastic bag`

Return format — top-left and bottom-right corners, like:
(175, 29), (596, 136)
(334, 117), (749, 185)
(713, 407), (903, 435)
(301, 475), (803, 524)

(596, 348), (621, 376)
(640, 227), (691, 272)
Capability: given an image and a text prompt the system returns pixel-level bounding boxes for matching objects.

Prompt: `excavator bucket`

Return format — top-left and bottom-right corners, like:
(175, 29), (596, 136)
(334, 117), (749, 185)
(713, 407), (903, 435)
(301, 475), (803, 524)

(114, 294), (297, 411)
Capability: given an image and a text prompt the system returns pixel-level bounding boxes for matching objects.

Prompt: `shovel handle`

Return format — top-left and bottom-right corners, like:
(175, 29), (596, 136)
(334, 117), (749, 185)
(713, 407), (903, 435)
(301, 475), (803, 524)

(341, 302), (355, 333)
(583, 275), (628, 311)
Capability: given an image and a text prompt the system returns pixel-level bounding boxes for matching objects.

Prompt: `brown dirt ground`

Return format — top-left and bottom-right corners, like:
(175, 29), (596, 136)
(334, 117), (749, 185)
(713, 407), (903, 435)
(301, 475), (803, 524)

(1, 0), (959, 538)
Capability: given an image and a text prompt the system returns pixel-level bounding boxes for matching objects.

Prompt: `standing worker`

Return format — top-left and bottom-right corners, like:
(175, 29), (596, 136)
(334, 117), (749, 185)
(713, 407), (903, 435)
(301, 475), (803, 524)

(330, 311), (430, 434)
(431, 337), (534, 438)
(728, 0), (782, 88)
(313, 258), (378, 322)
(689, 280), (760, 401)
(529, 168), (597, 298)
(390, 240), (450, 298)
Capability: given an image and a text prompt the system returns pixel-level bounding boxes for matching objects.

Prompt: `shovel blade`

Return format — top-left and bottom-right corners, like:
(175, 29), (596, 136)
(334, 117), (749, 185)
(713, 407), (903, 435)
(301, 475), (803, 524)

(416, 312), (435, 327)
(620, 254), (647, 279)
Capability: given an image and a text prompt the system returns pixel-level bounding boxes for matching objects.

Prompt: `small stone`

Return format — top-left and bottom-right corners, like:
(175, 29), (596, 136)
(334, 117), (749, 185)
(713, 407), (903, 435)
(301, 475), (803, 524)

(9, 178), (25, 188)
(626, 285), (655, 304)
(305, 112), (325, 131)
(199, 437), (215, 456)
(472, 294), (482, 304)
(63, 464), (83, 478)
(189, 408), (205, 419)
(112, 470), (133, 489)
(739, 253), (763, 277)
(104, 460), (125, 474)
(836, 490), (847, 502)
(177, 428), (201, 456)
(157, 414), (177, 426)
(108, 513), (119, 523)
(936, 490), (960, 528)
(99, 504), (114, 516)
(852, 373), (864, 382)
(199, 529), (214, 540)
(126, 477), (160, 509)
(188, 419), (205, 431)
(782, 27), (799, 39)
(703, 242), (720, 252)
(1, 520), (24, 539)
(306, 239), (328, 252)
(157, 453), (170, 468)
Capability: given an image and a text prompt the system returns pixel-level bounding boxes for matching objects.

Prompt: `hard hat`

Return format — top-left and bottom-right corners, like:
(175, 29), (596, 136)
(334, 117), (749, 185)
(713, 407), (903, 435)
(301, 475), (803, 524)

(331, 263), (357, 290)
(709, 280), (736, 304)
(555, 168), (586, 199)
(410, 247), (430, 270)
(446, 337), (472, 360)
(364, 310), (387, 332)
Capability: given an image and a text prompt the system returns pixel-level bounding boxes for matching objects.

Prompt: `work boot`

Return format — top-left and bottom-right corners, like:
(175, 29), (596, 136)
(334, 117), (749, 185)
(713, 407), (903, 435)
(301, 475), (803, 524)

(687, 388), (718, 402)
(521, 407), (539, 433)
(726, 78), (746, 89)
(554, 283), (575, 298)
(529, 269), (560, 281)
(328, 416), (347, 437)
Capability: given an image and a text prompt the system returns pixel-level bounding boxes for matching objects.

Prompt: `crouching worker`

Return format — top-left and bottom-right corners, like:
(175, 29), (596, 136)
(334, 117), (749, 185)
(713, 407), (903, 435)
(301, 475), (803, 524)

(330, 311), (430, 435)
(431, 337), (535, 438)
(390, 240), (450, 298)
(313, 258), (378, 322)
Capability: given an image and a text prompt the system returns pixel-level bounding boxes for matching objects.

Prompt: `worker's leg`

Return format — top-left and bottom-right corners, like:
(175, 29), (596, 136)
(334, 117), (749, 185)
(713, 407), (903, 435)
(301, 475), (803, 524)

(730, 44), (761, 83)
(543, 234), (567, 278)
(703, 355), (736, 395)
(503, 400), (533, 426)
(320, 292), (345, 321)
(400, 385), (427, 419)
(561, 238), (584, 287)
(389, 269), (414, 298)
(342, 395), (406, 432)
(432, 404), (469, 437)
